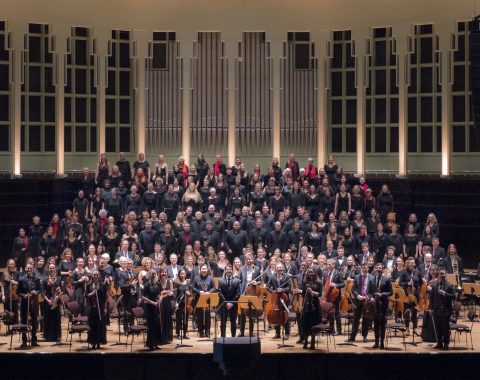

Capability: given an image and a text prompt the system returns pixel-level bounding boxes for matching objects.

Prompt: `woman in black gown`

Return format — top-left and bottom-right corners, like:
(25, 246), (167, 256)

(12, 228), (30, 271)
(71, 257), (89, 314)
(158, 267), (174, 344)
(174, 269), (192, 339)
(2, 259), (20, 324)
(301, 267), (322, 349)
(86, 270), (107, 349)
(41, 263), (62, 342)
(142, 270), (162, 350)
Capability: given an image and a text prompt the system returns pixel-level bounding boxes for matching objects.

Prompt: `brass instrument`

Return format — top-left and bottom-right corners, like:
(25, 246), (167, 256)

(451, 255), (463, 292)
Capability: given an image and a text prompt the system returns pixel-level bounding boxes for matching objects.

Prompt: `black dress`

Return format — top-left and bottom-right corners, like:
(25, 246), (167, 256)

(64, 237), (84, 260)
(87, 281), (107, 346)
(71, 269), (89, 314)
(404, 234), (419, 257)
(301, 281), (322, 337)
(41, 276), (62, 341)
(158, 279), (174, 343)
(29, 224), (44, 258)
(144, 282), (162, 349)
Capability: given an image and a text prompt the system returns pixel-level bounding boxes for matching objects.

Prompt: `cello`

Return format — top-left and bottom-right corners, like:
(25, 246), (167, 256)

(266, 277), (290, 326)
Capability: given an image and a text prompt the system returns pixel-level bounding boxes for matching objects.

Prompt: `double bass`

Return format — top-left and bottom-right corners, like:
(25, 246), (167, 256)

(266, 277), (290, 326)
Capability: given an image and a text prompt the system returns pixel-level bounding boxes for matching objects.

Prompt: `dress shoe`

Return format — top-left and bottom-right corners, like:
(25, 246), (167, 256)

(284, 335), (289, 340)
(333, 331), (341, 336)
(303, 342), (308, 349)
(296, 338), (304, 344)
(380, 343), (385, 349)
(237, 333), (245, 337)
(413, 330), (421, 337)
(345, 338), (355, 343)
(20, 342), (28, 349)
(442, 345), (449, 351)
(372, 343), (379, 349)
(309, 344), (315, 350)
(272, 334), (280, 339)
(363, 337), (368, 343)
(199, 333), (205, 338)
(433, 344), (443, 349)
(183, 335), (190, 339)
(31, 342), (40, 347)
(176, 334), (181, 340)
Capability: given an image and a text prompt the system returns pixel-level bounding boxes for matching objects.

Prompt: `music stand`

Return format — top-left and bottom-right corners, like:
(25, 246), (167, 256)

(462, 283), (480, 318)
(391, 288), (418, 346)
(197, 293), (219, 341)
(238, 295), (262, 340)
(256, 286), (271, 333)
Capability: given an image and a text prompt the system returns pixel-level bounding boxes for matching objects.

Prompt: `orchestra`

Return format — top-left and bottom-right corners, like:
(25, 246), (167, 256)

(0, 153), (467, 353)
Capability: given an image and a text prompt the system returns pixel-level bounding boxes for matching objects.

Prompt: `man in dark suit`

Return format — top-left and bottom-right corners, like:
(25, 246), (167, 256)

(249, 218), (268, 251)
(371, 262), (392, 349)
(418, 252), (434, 282)
(321, 240), (338, 260)
(268, 262), (292, 340)
(166, 253), (183, 279)
(267, 221), (287, 255)
(430, 268), (456, 349)
(238, 254), (262, 337)
(18, 263), (41, 347)
(200, 220), (222, 252)
(138, 220), (158, 257)
(218, 265), (241, 337)
(224, 221), (249, 263)
(323, 258), (345, 335)
(190, 211), (207, 236)
(347, 262), (375, 343)
(115, 240), (135, 262)
(79, 167), (95, 199)
(431, 237), (447, 266)
(357, 242), (374, 266)
(176, 223), (198, 257)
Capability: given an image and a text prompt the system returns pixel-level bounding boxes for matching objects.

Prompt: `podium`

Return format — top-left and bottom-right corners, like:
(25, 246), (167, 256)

(197, 293), (219, 340)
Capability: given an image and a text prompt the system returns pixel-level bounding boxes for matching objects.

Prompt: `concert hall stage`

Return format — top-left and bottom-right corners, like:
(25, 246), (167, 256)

(0, 319), (478, 380)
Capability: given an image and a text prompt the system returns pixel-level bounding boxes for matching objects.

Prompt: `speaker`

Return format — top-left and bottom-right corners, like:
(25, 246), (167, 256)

(469, 16), (480, 128)
(213, 337), (261, 364)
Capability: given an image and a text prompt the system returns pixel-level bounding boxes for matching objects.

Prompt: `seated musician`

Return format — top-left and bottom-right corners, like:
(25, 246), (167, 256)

(347, 262), (374, 343)
(238, 253), (261, 337)
(218, 265), (241, 337)
(267, 262), (291, 340)
(399, 257), (422, 336)
(322, 258), (345, 335)
(371, 262), (392, 349)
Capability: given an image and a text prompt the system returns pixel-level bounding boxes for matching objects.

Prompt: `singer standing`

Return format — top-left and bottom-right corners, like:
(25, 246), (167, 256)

(429, 268), (455, 350)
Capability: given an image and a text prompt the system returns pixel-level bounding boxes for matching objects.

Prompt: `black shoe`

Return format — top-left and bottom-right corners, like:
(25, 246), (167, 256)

(148, 346), (155, 351)
(176, 334), (181, 340)
(272, 334), (280, 339)
(284, 335), (289, 340)
(20, 342), (28, 349)
(442, 345), (449, 351)
(433, 344), (443, 349)
(303, 342), (308, 349)
(183, 335), (190, 340)
(345, 338), (355, 343)
(199, 333), (205, 338)
(380, 343), (385, 349)
(237, 333), (245, 337)
(309, 344), (315, 350)
(333, 331), (341, 336)
(372, 343), (379, 349)
(31, 342), (40, 347)
(363, 337), (368, 343)
(296, 338), (304, 344)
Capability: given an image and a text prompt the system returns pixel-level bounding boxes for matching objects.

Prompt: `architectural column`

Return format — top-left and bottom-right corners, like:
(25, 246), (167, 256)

(271, 38), (282, 160)
(316, 31), (329, 166)
(133, 30), (149, 155)
(223, 32), (238, 167)
(180, 36), (193, 167)
(54, 25), (68, 176)
(396, 26), (410, 177)
(353, 32), (367, 175)
(95, 29), (109, 155)
(10, 28), (23, 177)
(439, 29), (453, 176)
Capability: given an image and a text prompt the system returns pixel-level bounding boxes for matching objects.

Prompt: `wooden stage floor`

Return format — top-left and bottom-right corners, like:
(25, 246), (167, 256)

(0, 312), (478, 354)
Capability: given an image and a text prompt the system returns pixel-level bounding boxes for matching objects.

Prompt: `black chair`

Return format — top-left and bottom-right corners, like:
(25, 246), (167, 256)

(126, 307), (149, 351)
(450, 307), (475, 350)
(312, 302), (336, 351)
(8, 323), (31, 350)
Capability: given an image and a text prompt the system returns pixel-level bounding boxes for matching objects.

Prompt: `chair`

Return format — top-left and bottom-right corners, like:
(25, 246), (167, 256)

(311, 302), (336, 352)
(126, 307), (149, 351)
(8, 323), (31, 350)
(65, 301), (89, 348)
(450, 307), (475, 350)
(385, 320), (407, 351)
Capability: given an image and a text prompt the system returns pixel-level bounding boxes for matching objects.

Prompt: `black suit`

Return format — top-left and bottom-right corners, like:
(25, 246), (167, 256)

(218, 276), (241, 337)
(200, 230), (222, 252)
(267, 230), (287, 255)
(349, 273), (375, 341)
(176, 231), (198, 257)
(371, 274), (392, 346)
(432, 247), (447, 266)
(18, 274), (41, 344)
(238, 265), (261, 336)
(322, 269), (345, 333)
(224, 230), (248, 262)
(430, 280), (456, 347)
(268, 274), (292, 337)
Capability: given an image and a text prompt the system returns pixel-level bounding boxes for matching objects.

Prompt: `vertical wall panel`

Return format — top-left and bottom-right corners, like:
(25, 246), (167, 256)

(280, 33), (317, 164)
(236, 32), (272, 165)
(146, 37), (183, 158)
(190, 32), (227, 161)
